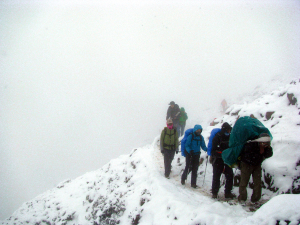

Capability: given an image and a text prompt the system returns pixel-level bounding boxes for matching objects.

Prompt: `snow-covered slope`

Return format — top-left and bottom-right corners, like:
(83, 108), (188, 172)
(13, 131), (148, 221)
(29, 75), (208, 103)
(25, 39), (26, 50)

(1, 78), (300, 225)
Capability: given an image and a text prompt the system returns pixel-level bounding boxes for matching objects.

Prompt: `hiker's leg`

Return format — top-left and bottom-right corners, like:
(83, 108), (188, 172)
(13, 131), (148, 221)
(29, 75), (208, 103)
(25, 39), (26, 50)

(212, 158), (223, 195)
(239, 162), (252, 201)
(181, 151), (191, 181)
(191, 154), (200, 186)
(181, 123), (186, 136)
(164, 150), (172, 177)
(224, 163), (234, 194)
(251, 165), (262, 202)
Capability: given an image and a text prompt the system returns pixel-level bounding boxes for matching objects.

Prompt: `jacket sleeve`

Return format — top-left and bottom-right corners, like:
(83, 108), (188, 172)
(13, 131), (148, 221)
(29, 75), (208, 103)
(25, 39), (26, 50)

(166, 107), (172, 120)
(200, 135), (208, 152)
(185, 134), (193, 153)
(264, 146), (273, 159)
(211, 134), (220, 157)
(160, 129), (165, 150)
(175, 129), (179, 150)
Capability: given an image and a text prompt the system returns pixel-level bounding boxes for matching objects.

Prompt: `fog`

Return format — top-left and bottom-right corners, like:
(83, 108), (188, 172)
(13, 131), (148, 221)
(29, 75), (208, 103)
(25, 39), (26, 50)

(0, 0), (299, 219)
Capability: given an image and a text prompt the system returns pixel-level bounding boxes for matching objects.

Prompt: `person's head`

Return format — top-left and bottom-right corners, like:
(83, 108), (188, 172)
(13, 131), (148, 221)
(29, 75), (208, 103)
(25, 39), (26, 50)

(169, 101), (175, 108)
(166, 118), (173, 129)
(254, 133), (271, 147)
(221, 122), (232, 136)
(193, 124), (203, 136)
(180, 107), (185, 112)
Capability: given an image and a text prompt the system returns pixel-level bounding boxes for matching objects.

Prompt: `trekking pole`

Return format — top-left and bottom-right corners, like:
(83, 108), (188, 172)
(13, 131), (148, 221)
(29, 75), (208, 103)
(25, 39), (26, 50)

(202, 155), (208, 186)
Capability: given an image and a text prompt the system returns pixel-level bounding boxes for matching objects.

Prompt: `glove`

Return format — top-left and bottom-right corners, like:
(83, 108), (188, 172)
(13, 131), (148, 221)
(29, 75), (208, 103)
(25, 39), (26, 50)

(161, 149), (164, 155)
(176, 150), (178, 154)
(209, 156), (213, 164)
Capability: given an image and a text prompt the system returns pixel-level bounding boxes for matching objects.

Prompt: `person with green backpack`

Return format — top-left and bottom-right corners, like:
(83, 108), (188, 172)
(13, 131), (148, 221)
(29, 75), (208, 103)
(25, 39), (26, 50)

(178, 107), (188, 136)
(160, 118), (179, 178)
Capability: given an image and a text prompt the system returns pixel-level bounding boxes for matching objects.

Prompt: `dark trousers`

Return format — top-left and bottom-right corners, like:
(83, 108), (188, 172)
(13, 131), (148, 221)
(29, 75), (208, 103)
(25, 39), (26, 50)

(239, 161), (262, 202)
(181, 151), (200, 186)
(163, 149), (175, 177)
(178, 123), (186, 136)
(212, 157), (233, 194)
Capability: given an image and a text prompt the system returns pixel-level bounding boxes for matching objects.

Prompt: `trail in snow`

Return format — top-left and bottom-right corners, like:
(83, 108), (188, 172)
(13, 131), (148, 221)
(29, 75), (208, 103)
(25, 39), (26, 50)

(152, 136), (270, 213)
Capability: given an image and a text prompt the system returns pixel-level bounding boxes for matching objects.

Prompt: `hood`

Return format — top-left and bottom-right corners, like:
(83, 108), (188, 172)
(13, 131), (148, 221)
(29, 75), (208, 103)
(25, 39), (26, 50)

(221, 122), (232, 133)
(193, 124), (203, 133)
(180, 107), (185, 111)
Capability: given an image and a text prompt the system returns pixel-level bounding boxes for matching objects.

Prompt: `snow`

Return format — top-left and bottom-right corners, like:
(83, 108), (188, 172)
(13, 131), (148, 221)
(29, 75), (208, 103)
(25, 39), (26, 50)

(1, 78), (299, 224)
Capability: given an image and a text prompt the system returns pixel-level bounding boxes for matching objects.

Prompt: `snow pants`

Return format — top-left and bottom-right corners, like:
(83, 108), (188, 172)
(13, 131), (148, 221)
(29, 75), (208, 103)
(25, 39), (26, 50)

(212, 157), (233, 195)
(163, 149), (175, 177)
(238, 161), (262, 202)
(181, 151), (200, 186)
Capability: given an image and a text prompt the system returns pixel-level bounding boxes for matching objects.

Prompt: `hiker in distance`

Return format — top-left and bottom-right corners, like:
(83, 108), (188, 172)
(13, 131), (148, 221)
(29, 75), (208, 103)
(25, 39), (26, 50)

(211, 122), (235, 199)
(160, 118), (179, 179)
(238, 133), (273, 203)
(181, 124), (207, 188)
(178, 107), (188, 136)
(166, 101), (181, 130)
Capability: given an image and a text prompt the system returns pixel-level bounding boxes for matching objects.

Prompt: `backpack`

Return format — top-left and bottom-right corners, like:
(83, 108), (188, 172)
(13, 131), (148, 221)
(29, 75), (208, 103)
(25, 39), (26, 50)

(207, 128), (221, 156)
(162, 127), (177, 150)
(180, 128), (194, 157)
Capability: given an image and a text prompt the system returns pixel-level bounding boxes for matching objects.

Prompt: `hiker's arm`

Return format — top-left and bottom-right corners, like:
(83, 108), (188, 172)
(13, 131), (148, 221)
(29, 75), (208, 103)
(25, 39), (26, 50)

(174, 129), (179, 151)
(201, 136), (208, 152)
(264, 146), (273, 159)
(185, 134), (193, 153)
(211, 135), (219, 157)
(160, 130), (165, 150)
(166, 108), (170, 120)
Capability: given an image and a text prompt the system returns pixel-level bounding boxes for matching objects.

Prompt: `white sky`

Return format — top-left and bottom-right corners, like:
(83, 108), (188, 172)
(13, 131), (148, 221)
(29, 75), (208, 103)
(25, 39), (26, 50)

(0, 0), (299, 220)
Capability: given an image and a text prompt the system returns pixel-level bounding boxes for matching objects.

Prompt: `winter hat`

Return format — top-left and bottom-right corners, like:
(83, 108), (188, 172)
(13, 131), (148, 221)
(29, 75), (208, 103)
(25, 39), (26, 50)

(167, 118), (173, 124)
(169, 101), (175, 105)
(252, 133), (271, 142)
(221, 122), (232, 131)
(180, 107), (185, 111)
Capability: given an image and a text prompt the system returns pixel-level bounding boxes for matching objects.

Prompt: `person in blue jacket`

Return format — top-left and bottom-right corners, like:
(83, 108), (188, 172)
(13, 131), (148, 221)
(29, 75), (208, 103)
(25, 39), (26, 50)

(181, 124), (207, 188)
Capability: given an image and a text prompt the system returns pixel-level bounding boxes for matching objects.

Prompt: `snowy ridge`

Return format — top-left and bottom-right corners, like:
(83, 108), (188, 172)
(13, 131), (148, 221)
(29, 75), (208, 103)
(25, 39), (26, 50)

(211, 78), (300, 194)
(1, 78), (300, 225)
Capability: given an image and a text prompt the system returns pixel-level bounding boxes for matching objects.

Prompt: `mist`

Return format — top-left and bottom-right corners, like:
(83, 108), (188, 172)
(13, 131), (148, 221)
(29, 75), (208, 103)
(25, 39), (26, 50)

(0, 0), (299, 219)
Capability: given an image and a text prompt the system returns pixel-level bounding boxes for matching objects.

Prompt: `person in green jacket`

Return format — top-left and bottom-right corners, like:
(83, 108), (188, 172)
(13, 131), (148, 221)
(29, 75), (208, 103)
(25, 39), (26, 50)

(178, 107), (188, 136)
(160, 118), (179, 178)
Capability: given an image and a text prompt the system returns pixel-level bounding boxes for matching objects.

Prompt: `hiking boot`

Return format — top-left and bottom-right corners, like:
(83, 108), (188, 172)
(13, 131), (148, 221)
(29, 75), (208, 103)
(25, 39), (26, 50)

(225, 192), (236, 199)
(191, 184), (198, 189)
(181, 178), (185, 185)
(212, 193), (218, 199)
(165, 175), (170, 179)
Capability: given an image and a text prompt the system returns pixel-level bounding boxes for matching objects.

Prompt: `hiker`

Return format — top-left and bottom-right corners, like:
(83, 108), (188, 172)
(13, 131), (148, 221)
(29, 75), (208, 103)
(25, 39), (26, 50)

(178, 107), (188, 136)
(181, 124), (207, 188)
(221, 99), (228, 112)
(160, 118), (179, 178)
(166, 101), (180, 130)
(238, 133), (273, 202)
(211, 122), (235, 199)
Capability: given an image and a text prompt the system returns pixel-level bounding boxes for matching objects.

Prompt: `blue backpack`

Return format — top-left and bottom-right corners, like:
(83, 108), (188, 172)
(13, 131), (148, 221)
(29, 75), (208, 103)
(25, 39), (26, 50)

(207, 128), (221, 156)
(180, 128), (194, 157)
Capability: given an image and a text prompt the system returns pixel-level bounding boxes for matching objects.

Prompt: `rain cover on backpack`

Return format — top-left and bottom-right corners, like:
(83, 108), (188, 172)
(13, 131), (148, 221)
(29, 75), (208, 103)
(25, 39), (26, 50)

(221, 116), (272, 167)
(180, 128), (193, 157)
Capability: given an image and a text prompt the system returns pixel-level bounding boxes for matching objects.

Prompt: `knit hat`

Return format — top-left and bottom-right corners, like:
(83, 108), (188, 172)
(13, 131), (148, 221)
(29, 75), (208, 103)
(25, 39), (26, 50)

(252, 133), (271, 142)
(167, 118), (173, 124)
